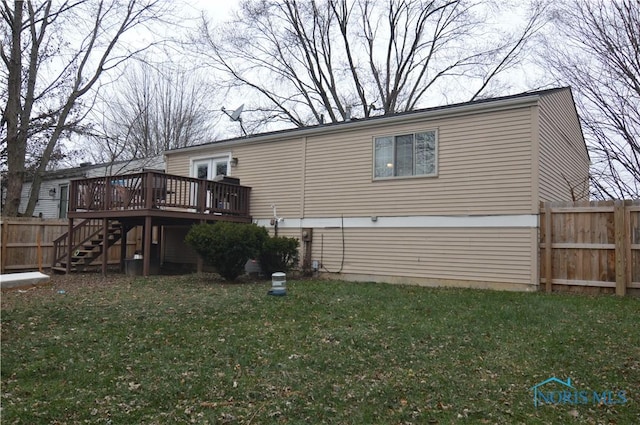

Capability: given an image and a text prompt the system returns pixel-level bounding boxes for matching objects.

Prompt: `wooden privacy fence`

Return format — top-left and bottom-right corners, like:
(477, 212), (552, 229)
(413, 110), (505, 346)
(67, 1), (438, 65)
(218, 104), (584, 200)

(540, 200), (640, 296)
(1, 218), (140, 273)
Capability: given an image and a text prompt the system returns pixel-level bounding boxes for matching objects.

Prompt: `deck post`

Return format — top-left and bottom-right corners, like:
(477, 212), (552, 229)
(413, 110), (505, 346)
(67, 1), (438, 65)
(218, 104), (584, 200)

(145, 172), (154, 209)
(102, 219), (108, 275)
(196, 219), (204, 274)
(197, 181), (206, 213)
(120, 225), (128, 272)
(105, 177), (112, 210)
(157, 225), (163, 268)
(143, 216), (152, 276)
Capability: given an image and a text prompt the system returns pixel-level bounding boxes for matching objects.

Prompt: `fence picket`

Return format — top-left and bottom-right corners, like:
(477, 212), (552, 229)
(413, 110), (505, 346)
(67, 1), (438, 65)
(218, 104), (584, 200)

(541, 200), (639, 295)
(0, 218), (140, 273)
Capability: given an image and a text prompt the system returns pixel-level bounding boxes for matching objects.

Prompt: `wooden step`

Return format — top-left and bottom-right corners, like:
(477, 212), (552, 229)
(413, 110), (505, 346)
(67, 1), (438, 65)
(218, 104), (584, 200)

(71, 255), (98, 264)
(75, 249), (96, 256)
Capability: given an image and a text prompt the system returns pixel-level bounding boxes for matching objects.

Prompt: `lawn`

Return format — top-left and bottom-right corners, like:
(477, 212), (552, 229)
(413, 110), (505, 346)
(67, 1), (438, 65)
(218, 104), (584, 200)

(1, 274), (638, 424)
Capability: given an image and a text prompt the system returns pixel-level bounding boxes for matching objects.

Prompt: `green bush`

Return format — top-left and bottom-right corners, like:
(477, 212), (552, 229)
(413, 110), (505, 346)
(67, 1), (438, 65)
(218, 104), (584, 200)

(185, 222), (269, 281)
(259, 236), (300, 276)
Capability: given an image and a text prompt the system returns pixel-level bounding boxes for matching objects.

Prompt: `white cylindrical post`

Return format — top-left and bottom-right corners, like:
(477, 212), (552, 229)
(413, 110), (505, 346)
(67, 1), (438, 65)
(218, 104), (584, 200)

(269, 272), (287, 296)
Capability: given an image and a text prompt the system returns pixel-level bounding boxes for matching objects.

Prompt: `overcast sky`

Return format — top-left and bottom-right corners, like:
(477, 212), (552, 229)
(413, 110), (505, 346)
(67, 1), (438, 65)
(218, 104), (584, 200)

(176, 1), (544, 140)
(67, 0), (549, 161)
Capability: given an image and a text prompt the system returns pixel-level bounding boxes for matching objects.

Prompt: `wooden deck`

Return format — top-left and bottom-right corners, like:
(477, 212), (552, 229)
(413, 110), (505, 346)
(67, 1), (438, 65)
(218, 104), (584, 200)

(69, 171), (251, 222)
(58, 171), (252, 276)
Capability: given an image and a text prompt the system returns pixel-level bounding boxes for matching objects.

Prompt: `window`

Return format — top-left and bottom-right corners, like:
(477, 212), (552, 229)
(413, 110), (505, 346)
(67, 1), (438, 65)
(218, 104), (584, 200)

(192, 157), (229, 180)
(374, 130), (437, 179)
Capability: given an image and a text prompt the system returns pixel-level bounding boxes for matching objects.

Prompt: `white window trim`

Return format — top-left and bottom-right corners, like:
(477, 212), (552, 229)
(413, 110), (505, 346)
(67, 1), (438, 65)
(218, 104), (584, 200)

(372, 129), (438, 180)
(189, 152), (233, 179)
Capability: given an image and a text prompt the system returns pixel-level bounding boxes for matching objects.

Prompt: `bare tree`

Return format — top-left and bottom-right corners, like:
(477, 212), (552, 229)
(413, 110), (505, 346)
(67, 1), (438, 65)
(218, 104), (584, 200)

(1, 0), (172, 217)
(195, 0), (546, 130)
(541, 0), (640, 199)
(87, 61), (216, 163)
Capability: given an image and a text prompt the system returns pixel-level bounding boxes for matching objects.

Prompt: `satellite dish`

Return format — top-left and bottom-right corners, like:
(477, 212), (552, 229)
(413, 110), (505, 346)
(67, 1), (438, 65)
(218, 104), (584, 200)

(222, 104), (244, 122)
(230, 104), (244, 121)
(221, 104), (247, 136)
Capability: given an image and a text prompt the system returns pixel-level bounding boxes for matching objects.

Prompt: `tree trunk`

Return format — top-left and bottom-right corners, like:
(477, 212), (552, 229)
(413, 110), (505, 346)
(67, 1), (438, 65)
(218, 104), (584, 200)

(3, 0), (25, 217)
(23, 100), (76, 217)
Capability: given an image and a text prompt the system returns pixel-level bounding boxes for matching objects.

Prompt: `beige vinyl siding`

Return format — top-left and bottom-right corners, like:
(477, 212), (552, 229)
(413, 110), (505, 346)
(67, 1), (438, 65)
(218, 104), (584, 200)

(166, 105), (539, 218)
(229, 139), (303, 219)
(166, 139), (304, 220)
(163, 139), (305, 263)
(304, 106), (535, 217)
(538, 89), (590, 201)
(166, 105), (537, 219)
(312, 227), (536, 287)
(165, 154), (190, 177)
(161, 94), (571, 290)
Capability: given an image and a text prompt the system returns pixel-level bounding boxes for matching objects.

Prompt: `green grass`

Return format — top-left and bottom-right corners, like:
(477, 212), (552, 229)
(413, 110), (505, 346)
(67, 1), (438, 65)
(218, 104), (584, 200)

(1, 275), (639, 424)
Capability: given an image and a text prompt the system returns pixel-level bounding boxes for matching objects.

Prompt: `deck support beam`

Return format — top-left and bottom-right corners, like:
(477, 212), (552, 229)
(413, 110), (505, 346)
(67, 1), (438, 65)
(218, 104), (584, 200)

(120, 224), (128, 272)
(143, 216), (152, 276)
(102, 219), (108, 275)
(196, 219), (204, 274)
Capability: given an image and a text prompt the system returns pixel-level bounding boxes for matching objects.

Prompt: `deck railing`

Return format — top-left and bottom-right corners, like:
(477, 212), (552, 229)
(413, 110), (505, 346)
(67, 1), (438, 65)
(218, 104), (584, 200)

(69, 171), (251, 217)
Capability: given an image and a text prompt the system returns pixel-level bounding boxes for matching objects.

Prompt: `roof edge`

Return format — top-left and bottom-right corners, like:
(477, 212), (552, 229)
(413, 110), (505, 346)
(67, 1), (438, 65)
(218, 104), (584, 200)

(167, 87), (569, 155)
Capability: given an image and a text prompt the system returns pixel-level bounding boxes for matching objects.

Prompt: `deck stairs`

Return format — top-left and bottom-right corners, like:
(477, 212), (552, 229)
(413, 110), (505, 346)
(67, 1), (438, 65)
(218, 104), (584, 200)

(52, 220), (123, 274)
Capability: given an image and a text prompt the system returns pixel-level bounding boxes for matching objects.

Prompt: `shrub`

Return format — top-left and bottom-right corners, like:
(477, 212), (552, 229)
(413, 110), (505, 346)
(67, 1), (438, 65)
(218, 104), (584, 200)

(259, 236), (300, 276)
(185, 222), (269, 281)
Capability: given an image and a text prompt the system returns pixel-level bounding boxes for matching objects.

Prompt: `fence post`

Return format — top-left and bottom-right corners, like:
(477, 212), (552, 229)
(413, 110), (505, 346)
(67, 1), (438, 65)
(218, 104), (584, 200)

(614, 200), (627, 296)
(1, 220), (8, 274)
(37, 224), (43, 272)
(544, 203), (553, 292)
(625, 205), (633, 289)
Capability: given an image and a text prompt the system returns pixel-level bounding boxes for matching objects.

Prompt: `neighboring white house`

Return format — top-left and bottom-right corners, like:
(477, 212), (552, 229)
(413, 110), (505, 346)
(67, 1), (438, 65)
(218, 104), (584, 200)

(19, 156), (165, 218)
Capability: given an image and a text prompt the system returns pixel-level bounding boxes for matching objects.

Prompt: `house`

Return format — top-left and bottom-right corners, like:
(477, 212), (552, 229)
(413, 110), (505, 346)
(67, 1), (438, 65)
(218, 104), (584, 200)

(161, 87), (589, 291)
(19, 156), (165, 219)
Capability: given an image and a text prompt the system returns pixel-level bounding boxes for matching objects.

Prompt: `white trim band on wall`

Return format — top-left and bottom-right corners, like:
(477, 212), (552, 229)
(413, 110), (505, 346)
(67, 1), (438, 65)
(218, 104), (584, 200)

(254, 215), (538, 229)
